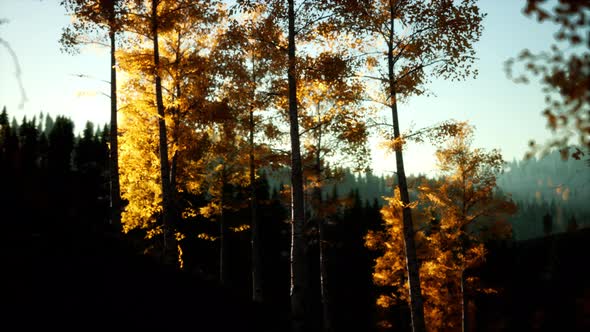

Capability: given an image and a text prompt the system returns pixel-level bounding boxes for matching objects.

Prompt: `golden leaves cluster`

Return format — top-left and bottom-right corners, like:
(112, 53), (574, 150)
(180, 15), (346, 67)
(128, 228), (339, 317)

(117, 0), (223, 240)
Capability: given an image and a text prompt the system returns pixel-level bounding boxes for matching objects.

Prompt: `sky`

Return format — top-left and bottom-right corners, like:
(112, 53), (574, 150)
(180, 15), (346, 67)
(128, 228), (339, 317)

(0, 0), (560, 177)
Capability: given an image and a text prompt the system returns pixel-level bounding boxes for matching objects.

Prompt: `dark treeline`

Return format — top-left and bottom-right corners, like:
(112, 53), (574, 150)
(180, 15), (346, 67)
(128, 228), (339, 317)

(0, 107), (273, 329)
(0, 107), (111, 234)
(0, 107), (383, 331)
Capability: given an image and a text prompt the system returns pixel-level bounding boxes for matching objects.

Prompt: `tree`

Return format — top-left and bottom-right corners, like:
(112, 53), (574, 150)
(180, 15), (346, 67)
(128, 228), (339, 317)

(197, 103), (251, 285)
(213, 4), (285, 300)
(0, 107), (9, 153)
(0, 20), (27, 110)
(297, 71), (369, 331)
(75, 122), (96, 171)
(567, 215), (578, 232)
(48, 116), (75, 174)
(61, 0), (126, 230)
(281, 1), (365, 329)
(287, 2), (306, 329)
(0, 110), (19, 173)
(150, 0), (175, 264)
(238, 1), (353, 329)
(18, 116), (40, 172)
(543, 212), (553, 236)
(367, 126), (516, 331)
(420, 126), (516, 331)
(117, 0), (221, 265)
(338, 1), (485, 330)
(506, 0), (589, 159)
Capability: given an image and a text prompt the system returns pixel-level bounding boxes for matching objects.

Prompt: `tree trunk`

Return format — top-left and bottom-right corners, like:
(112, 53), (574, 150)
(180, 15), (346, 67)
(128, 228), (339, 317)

(250, 105), (263, 302)
(170, 152), (178, 193)
(288, 0), (307, 331)
(219, 171), (228, 285)
(314, 101), (332, 332)
(387, 4), (426, 332)
(461, 269), (468, 332)
(318, 210), (331, 332)
(108, 29), (121, 231)
(151, 0), (175, 265)
(170, 87), (181, 202)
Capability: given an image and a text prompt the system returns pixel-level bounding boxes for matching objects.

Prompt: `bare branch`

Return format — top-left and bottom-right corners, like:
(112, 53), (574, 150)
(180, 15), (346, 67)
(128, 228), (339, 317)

(0, 37), (27, 109)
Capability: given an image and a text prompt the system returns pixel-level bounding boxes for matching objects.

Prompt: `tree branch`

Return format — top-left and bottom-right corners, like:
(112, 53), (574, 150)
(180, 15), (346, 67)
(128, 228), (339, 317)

(0, 38), (27, 109)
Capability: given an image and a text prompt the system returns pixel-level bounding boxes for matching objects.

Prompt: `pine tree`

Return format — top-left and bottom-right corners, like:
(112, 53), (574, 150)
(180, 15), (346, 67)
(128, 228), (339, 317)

(48, 116), (75, 174)
(0, 107), (10, 166)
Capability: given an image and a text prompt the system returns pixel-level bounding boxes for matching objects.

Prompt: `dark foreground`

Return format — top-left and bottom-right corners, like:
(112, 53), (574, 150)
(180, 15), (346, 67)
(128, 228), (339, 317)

(4, 213), (590, 331)
(475, 228), (590, 332)
(3, 220), (287, 332)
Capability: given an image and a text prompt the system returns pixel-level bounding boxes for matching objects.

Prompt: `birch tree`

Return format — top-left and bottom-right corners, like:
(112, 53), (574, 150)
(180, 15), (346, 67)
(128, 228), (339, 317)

(117, 0), (220, 264)
(367, 126), (516, 331)
(298, 64), (368, 332)
(213, 3), (285, 300)
(339, 1), (485, 330)
(237, 1), (354, 329)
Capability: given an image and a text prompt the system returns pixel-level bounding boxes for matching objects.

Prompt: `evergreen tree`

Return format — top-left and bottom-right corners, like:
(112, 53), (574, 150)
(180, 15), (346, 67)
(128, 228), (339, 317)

(0, 107), (10, 162)
(48, 116), (75, 174)
(543, 212), (553, 236)
(567, 215), (578, 232)
(19, 116), (40, 171)
(44, 114), (54, 136)
(75, 121), (97, 172)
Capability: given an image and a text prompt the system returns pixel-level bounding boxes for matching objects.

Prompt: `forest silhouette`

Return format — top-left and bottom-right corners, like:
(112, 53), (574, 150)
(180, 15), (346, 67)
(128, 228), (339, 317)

(2, 108), (588, 331)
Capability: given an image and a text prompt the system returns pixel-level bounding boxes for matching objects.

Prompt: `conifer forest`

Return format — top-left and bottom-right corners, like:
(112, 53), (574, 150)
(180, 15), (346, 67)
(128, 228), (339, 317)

(1, 0), (589, 331)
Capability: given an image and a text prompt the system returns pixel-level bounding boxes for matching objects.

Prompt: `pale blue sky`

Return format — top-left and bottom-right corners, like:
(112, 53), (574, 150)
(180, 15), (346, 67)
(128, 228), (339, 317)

(0, 0), (558, 176)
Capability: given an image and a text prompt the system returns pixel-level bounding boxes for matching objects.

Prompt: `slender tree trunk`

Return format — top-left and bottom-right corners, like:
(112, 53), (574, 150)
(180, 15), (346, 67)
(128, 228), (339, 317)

(170, 85), (181, 196)
(461, 268), (469, 332)
(151, 0), (175, 264)
(170, 152), (178, 191)
(170, 35), (181, 192)
(387, 4), (426, 332)
(315, 101), (332, 332)
(109, 29), (121, 231)
(219, 171), (228, 285)
(250, 105), (263, 302)
(288, 0), (307, 331)
(219, 208), (228, 285)
(318, 209), (331, 332)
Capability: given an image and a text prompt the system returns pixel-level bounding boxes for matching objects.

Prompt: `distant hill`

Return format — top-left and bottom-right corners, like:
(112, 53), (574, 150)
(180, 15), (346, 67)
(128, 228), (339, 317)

(498, 149), (590, 240)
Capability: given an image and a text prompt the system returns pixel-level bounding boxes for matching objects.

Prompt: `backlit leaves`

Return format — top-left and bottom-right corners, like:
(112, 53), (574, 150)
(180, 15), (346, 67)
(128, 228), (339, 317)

(60, 0), (126, 53)
(340, 0), (485, 104)
(118, 0), (221, 243)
